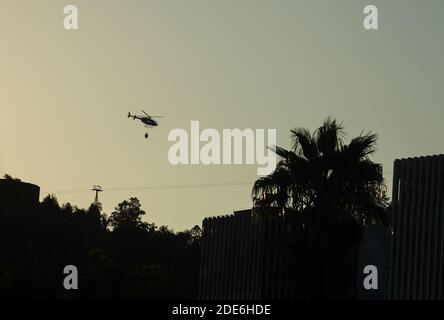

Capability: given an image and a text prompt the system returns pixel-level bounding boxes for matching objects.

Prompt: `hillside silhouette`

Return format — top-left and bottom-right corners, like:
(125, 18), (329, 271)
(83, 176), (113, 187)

(0, 191), (201, 299)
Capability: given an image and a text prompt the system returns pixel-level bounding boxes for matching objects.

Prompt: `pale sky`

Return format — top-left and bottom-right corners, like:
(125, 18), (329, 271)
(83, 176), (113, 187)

(1, 0), (444, 231)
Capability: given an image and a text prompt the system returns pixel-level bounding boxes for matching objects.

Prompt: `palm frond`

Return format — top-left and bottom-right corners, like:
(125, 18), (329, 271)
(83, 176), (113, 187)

(342, 132), (378, 160)
(315, 117), (345, 155)
(290, 127), (318, 159)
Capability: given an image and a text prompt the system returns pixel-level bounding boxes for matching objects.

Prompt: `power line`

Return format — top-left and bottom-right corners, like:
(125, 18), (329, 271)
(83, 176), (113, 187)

(43, 181), (254, 195)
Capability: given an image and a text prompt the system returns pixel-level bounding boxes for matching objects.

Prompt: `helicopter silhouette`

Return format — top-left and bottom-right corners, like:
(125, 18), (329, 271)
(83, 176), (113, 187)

(128, 109), (163, 139)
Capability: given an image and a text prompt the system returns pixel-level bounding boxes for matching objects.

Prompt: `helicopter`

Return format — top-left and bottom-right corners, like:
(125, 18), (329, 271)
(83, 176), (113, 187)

(127, 109), (162, 139)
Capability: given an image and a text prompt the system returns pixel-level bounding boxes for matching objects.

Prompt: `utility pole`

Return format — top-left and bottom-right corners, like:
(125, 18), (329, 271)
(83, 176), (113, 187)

(92, 185), (103, 205)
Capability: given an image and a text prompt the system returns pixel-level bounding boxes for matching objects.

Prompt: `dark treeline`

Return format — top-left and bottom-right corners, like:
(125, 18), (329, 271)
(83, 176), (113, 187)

(0, 194), (201, 299)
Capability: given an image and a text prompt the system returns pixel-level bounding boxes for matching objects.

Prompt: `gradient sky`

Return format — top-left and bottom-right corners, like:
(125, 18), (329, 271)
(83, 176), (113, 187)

(1, 0), (444, 231)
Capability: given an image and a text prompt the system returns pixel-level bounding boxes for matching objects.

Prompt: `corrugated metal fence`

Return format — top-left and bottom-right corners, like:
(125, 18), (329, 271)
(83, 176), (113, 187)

(388, 155), (444, 299)
(198, 209), (294, 300)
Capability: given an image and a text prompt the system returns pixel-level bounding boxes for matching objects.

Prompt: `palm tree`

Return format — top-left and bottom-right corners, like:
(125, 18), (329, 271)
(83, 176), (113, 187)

(252, 118), (389, 299)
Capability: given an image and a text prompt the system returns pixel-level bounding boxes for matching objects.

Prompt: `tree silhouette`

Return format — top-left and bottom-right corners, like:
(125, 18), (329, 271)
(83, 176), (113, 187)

(108, 197), (148, 231)
(252, 118), (389, 299)
(0, 192), (201, 299)
(3, 174), (21, 181)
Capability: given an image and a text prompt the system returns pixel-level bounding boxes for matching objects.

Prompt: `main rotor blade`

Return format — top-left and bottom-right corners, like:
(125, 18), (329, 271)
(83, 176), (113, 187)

(141, 109), (150, 117)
